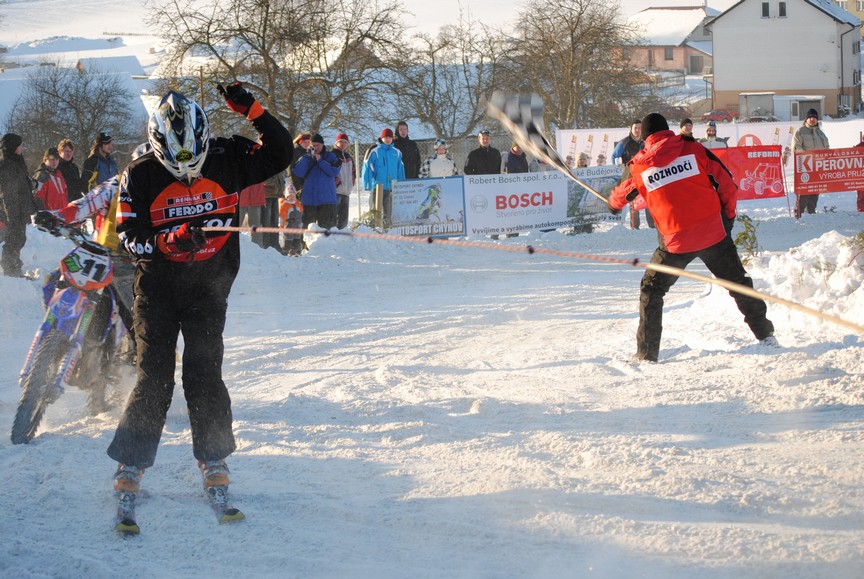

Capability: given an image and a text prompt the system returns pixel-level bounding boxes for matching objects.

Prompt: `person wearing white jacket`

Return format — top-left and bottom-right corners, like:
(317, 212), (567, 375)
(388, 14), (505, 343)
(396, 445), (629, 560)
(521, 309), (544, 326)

(419, 139), (458, 178)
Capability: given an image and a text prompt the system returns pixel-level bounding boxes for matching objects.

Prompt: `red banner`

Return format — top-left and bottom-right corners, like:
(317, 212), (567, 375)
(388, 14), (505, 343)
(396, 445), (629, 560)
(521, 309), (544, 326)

(629, 145), (785, 212)
(793, 147), (864, 196)
(712, 145), (786, 200)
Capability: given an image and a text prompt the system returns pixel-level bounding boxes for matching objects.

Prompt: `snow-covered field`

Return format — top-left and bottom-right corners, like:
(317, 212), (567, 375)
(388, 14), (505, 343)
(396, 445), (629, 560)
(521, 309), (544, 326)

(1, 193), (863, 578)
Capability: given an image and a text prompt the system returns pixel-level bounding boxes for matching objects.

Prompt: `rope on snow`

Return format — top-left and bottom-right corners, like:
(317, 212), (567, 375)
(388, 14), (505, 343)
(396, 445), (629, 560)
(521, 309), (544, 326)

(203, 225), (864, 336)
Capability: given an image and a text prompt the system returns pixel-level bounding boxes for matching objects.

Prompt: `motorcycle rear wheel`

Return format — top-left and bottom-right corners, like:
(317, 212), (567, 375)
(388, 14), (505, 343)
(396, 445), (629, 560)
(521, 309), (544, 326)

(11, 329), (68, 444)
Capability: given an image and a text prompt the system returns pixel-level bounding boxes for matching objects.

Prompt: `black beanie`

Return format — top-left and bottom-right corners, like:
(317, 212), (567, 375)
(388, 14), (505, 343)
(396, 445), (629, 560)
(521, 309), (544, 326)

(1, 133), (23, 154)
(311, 133), (324, 144)
(806, 108), (818, 119)
(680, 118), (693, 128)
(641, 113), (669, 138)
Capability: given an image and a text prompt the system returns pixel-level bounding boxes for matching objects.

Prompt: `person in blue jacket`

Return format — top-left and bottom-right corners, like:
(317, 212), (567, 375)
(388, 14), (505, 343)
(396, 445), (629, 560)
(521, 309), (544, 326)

(362, 128), (405, 227)
(293, 133), (340, 229)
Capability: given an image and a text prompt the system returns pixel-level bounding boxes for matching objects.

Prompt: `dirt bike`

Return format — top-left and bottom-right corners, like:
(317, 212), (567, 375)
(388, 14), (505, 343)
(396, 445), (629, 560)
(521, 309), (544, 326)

(10, 221), (134, 444)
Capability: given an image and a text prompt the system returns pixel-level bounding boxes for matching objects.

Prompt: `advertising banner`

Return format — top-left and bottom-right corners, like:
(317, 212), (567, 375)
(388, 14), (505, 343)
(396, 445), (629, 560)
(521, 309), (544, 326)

(793, 147), (864, 196)
(390, 177), (466, 237)
(462, 172), (570, 236)
(712, 145), (786, 200)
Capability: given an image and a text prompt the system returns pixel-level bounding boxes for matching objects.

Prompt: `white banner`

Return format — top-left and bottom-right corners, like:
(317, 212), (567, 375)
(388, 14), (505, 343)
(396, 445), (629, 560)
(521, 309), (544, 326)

(462, 172), (569, 236)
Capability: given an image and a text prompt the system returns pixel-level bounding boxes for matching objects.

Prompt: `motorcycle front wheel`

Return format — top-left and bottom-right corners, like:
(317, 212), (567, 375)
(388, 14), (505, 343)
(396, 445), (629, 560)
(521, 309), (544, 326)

(11, 329), (68, 444)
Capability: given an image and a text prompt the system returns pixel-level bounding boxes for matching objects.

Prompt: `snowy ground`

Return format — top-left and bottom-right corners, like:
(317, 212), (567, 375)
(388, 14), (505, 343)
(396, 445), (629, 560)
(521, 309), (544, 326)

(0, 193), (863, 578)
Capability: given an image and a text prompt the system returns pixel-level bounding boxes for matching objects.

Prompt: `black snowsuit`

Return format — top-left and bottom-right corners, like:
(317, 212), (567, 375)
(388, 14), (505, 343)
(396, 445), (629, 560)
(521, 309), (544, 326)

(393, 135), (421, 179)
(0, 137), (36, 277)
(106, 110), (292, 468)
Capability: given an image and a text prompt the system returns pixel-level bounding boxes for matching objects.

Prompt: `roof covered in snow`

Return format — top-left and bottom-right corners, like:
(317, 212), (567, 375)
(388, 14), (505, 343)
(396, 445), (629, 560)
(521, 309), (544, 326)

(712, 0), (860, 27)
(630, 6), (719, 46)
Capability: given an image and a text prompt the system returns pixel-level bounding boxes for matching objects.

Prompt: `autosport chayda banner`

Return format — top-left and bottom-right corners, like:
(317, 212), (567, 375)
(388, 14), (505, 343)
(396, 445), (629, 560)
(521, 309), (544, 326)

(793, 147), (864, 196)
(711, 145), (787, 200)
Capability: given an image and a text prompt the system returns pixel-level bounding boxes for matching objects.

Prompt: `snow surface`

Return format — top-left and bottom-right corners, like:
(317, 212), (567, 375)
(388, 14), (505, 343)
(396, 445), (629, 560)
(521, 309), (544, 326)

(1, 192), (863, 578)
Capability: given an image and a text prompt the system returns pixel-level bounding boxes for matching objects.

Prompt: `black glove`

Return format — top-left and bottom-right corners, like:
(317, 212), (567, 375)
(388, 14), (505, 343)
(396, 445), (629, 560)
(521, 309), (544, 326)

(722, 213), (735, 236)
(33, 210), (60, 231)
(161, 222), (206, 253)
(217, 81), (258, 117)
(607, 202), (621, 216)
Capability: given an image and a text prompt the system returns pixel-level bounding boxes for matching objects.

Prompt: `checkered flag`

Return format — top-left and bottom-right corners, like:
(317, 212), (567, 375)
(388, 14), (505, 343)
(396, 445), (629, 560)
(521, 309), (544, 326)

(486, 91), (606, 201)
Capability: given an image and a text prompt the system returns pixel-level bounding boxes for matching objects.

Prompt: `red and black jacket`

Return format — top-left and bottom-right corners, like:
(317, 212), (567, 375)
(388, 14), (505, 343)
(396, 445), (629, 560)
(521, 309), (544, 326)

(609, 130), (737, 253)
(117, 110), (291, 281)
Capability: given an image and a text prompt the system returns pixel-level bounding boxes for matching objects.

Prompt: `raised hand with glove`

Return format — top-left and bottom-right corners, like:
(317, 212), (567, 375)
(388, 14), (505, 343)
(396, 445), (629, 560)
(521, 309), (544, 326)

(156, 222), (206, 254)
(217, 81), (265, 121)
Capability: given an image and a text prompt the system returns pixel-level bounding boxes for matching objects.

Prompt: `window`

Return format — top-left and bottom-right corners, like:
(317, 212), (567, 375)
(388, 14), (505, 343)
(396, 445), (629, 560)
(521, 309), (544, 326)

(664, 47), (674, 60)
(779, 2), (787, 17)
(836, 0), (848, 9)
(762, 2), (770, 17)
(858, 0), (864, 11)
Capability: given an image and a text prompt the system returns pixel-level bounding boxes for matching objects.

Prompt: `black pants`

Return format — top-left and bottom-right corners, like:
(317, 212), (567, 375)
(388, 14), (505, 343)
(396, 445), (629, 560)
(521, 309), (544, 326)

(336, 194), (350, 230)
(1, 224), (26, 276)
(302, 204), (337, 229)
(637, 236), (774, 361)
(794, 193), (818, 218)
(261, 198), (281, 250)
(107, 270), (236, 468)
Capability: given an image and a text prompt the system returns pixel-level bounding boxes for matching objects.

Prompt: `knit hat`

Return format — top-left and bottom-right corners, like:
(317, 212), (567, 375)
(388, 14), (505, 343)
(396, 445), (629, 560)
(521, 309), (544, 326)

(680, 118), (693, 128)
(335, 133), (349, 143)
(434, 138), (447, 148)
(1, 133), (23, 154)
(380, 128), (394, 139)
(806, 108), (819, 119)
(640, 113), (669, 138)
(311, 134), (324, 144)
(707, 120), (717, 129)
(294, 132), (311, 145)
(96, 131), (112, 145)
(478, 129), (490, 136)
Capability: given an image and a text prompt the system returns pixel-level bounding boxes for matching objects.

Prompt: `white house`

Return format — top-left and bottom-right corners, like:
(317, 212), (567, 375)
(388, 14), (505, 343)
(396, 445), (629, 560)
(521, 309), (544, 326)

(707, 0), (861, 117)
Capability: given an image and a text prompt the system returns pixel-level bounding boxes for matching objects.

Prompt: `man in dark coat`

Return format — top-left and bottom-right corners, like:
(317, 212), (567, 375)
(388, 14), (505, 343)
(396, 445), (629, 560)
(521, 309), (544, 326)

(57, 138), (86, 201)
(393, 121), (421, 179)
(464, 129), (502, 175)
(0, 133), (37, 277)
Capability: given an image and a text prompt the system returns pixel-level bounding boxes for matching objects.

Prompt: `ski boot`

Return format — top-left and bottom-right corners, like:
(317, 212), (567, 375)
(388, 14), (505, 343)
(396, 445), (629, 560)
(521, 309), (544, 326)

(199, 459), (245, 524)
(113, 464), (144, 535)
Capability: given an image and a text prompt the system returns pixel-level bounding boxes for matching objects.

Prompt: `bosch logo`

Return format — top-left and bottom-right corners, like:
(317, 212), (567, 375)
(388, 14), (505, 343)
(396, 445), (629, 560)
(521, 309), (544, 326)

(470, 196), (488, 213)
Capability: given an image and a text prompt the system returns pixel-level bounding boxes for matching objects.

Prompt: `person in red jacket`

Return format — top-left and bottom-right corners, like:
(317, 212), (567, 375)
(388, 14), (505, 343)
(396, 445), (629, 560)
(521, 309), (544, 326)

(608, 113), (776, 362)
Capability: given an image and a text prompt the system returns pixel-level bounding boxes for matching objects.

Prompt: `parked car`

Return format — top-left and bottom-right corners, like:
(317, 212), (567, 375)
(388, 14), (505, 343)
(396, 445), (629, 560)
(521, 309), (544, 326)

(745, 115), (782, 123)
(701, 109), (736, 123)
(657, 104), (690, 122)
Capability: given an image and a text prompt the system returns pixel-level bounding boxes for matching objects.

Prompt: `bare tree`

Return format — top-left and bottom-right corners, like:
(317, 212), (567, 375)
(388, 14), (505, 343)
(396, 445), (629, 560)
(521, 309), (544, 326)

(5, 61), (142, 168)
(389, 19), (509, 140)
(502, 0), (643, 130)
(147, 0), (409, 138)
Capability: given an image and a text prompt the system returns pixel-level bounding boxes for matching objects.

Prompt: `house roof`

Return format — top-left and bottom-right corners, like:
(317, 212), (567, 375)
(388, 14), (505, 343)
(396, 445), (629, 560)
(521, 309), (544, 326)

(630, 6), (719, 46)
(686, 40), (713, 56)
(709, 0), (860, 27)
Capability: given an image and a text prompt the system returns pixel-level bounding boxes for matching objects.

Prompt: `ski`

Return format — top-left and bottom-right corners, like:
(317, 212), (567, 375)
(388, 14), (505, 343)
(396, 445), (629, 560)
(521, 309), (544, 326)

(206, 485), (245, 524)
(114, 490), (140, 536)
